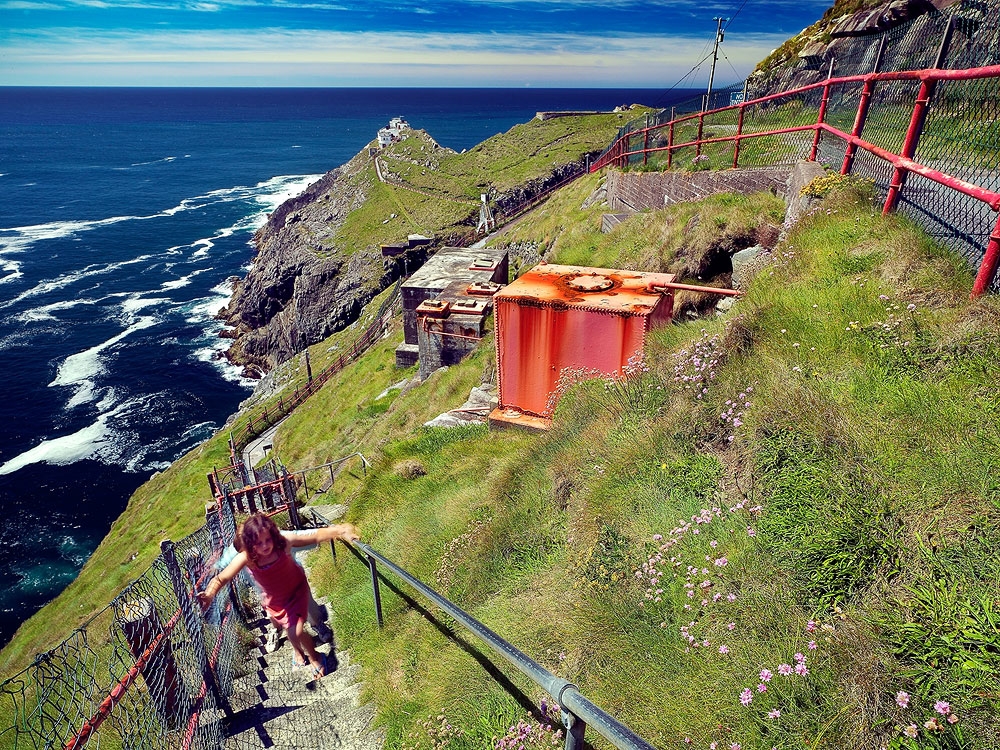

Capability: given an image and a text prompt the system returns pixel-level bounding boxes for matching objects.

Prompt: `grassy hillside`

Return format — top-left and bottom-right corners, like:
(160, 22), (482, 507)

(0, 112), (637, 676)
(320, 112), (642, 256)
(302, 176), (998, 749)
(4, 157), (999, 749)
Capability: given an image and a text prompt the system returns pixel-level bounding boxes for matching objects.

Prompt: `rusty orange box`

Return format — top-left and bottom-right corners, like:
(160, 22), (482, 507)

(493, 264), (675, 418)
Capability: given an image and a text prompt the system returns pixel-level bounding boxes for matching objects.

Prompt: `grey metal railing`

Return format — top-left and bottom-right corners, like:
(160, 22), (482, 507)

(345, 539), (656, 750)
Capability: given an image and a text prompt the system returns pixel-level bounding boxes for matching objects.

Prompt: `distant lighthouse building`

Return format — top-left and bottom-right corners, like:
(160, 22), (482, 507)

(377, 117), (410, 148)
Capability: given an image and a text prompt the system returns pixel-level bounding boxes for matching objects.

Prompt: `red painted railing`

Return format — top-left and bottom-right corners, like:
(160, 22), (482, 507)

(590, 65), (1000, 298)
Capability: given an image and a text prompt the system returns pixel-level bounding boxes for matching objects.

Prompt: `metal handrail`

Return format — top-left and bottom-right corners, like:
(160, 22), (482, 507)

(346, 539), (656, 750)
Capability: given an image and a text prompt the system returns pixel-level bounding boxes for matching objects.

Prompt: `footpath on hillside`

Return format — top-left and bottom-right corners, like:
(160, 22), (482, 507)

(223, 606), (382, 749)
(223, 428), (385, 749)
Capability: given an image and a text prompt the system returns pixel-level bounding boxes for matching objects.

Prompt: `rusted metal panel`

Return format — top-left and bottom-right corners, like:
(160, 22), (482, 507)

(494, 264), (675, 418)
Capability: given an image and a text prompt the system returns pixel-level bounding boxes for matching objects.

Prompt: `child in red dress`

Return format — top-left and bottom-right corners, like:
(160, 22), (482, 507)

(198, 513), (359, 678)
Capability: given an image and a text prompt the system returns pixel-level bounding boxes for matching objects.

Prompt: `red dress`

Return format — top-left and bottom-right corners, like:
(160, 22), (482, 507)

(248, 551), (309, 629)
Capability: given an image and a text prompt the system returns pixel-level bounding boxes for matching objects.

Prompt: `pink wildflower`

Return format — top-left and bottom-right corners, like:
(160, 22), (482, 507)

(934, 701), (951, 716)
(895, 691), (910, 708)
(902, 724), (918, 739)
(794, 652), (806, 664)
(767, 709), (781, 719)
(777, 664), (793, 676)
(719, 645), (729, 655)
(806, 620), (817, 633)
(759, 668), (773, 682)
(794, 663), (809, 676)
(757, 683), (767, 693)
(808, 640), (817, 650)
(739, 688), (753, 706)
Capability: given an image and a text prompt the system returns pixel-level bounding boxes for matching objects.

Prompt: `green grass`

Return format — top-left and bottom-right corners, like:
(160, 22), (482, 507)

(5, 166), (1000, 750)
(321, 114), (634, 258)
(493, 175), (785, 284)
(312, 182), (999, 749)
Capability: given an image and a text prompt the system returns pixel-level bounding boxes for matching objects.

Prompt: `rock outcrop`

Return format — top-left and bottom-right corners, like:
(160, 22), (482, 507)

(219, 148), (398, 377)
(219, 128), (599, 377)
(747, 0), (976, 97)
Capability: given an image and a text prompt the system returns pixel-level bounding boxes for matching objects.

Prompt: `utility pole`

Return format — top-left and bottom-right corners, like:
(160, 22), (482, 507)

(705, 17), (728, 111)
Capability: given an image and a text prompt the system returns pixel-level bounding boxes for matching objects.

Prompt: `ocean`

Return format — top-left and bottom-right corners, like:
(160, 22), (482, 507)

(0, 86), (693, 648)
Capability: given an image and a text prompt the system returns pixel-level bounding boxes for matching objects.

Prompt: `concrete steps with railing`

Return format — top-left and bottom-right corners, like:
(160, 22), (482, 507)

(222, 623), (384, 750)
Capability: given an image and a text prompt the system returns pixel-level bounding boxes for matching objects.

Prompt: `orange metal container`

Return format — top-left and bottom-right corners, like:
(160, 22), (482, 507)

(493, 264), (675, 419)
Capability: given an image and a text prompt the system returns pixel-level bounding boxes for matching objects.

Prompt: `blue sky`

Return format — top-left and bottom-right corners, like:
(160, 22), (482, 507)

(1, 0), (834, 87)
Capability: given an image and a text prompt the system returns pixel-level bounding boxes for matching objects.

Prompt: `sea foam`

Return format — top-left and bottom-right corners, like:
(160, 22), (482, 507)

(50, 315), (159, 408)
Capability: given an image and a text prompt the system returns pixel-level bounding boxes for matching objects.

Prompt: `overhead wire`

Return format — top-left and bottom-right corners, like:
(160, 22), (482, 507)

(724, 0), (750, 30)
(648, 0), (756, 109)
(652, 49), (717, 106)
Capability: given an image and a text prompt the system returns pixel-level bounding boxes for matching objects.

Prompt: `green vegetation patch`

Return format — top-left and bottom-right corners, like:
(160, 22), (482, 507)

(8, 162), (1000, 750)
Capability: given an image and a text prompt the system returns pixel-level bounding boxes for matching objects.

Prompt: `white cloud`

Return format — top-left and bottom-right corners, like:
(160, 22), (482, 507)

(0, 27), (792, 86)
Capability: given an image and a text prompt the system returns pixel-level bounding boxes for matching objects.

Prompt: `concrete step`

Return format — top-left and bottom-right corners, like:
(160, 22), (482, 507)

(222, 632), (384, 750)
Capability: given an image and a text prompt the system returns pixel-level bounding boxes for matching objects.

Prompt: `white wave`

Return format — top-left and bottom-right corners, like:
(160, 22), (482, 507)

(120, 295), (170, 315)
(0, 216), (148, 256)
(0, 172), (318, 259)
(0, 406), (117, 476)
(249, 174), (322, 228)
(1, 254), (155, 310)
(0, 392), (154, 476)
(160, 268), (207, 291)
(0, 257), (22, 285)
(50, 315), (159, 407)
(194, 337), (252, 385)
(129, 156), (178, 167)
(15, 298), (97, 324)
(191, 238), (215, 259)
(0, 172), (318, 304)
(185, 280), (234, 324)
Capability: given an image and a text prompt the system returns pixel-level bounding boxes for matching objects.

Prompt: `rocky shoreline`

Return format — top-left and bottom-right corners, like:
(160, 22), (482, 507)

(217, 147), (398, 377)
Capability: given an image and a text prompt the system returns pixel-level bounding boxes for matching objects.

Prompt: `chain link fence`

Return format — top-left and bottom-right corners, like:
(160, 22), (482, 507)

(0, 498), (261, 749)
(593, 0), (1000, 289)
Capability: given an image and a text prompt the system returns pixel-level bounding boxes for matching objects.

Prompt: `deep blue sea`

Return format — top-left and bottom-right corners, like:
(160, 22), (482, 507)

(0, 86), (693, 648)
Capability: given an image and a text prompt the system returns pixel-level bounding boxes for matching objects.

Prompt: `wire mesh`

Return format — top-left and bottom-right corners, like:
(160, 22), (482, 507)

(898, 170), (998, 269)
(917, 77), (1000, 191)
(592, 0), (1000, 290)
(862, 79), (923, 155)
(0, 497), (257, 750)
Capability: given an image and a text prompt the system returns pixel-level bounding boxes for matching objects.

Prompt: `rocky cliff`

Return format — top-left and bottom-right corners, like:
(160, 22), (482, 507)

(219, 143), (447, 378)
(219, 122), (610, 377)
(746, 0), (985, 96)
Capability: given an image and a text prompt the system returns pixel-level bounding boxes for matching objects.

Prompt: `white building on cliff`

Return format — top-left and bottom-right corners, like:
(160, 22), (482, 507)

(377, 117), (410, 148)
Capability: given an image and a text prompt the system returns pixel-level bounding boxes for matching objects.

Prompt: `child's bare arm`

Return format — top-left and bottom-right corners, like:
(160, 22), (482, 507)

(197, 551), (247, 608)
(285, 524), (360, 547)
